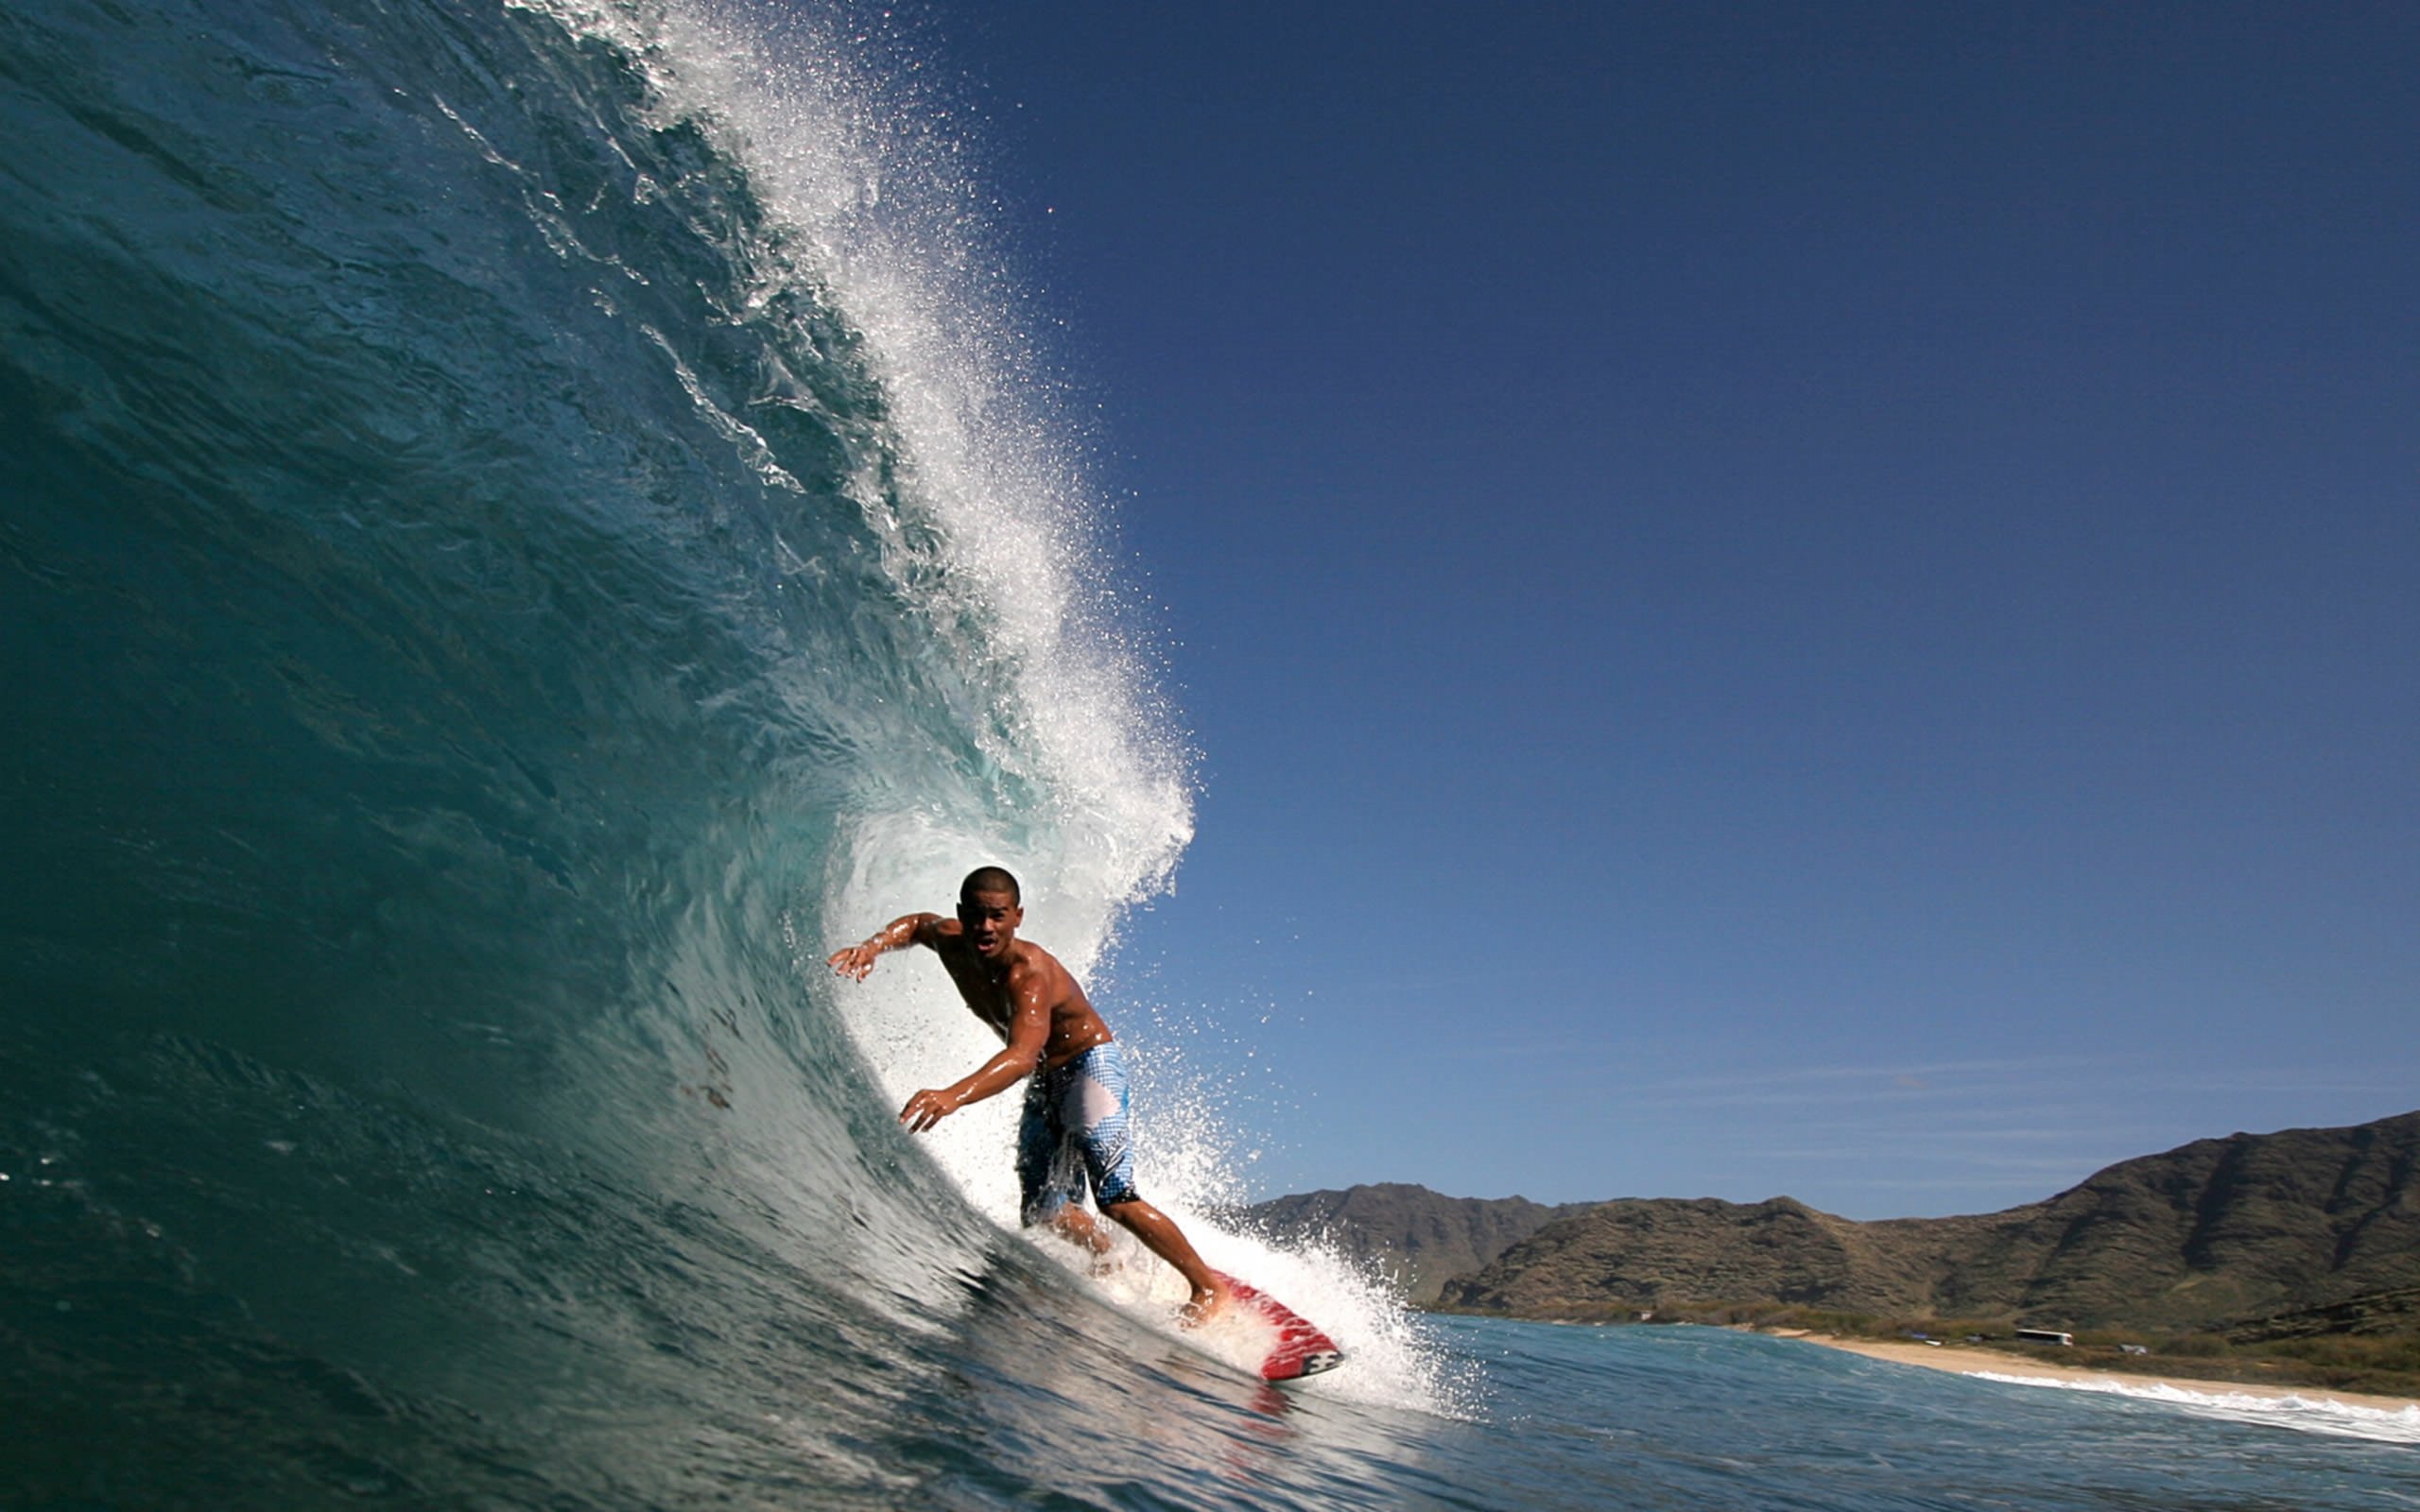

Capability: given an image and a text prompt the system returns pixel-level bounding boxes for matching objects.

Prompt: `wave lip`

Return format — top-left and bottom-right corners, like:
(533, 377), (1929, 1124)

(0, 0), (1472, 1503)
(0, 0), (1231, 1499)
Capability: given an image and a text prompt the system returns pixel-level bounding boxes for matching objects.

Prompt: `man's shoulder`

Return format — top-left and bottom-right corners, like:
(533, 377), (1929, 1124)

(1003, 940), (1069, 985)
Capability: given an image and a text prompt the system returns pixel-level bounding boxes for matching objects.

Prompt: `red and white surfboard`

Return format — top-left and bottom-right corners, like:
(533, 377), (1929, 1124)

(1214, 1270), (1344, 1382)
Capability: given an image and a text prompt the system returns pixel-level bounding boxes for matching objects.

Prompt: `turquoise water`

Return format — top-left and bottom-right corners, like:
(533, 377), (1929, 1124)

(1429, 1319), (2419, 1510)
(3, 1), (2415, 1505)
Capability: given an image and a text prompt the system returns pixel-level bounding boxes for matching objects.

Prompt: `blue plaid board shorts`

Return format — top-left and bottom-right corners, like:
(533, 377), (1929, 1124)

(1017, 1041), (1139, 1223)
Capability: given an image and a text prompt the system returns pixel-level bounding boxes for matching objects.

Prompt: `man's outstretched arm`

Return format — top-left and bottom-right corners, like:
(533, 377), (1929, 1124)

(827, 913), (941, 980)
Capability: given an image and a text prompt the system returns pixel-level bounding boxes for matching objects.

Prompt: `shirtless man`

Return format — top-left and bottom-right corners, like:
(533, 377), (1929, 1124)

(828, 866), (1232, 1322)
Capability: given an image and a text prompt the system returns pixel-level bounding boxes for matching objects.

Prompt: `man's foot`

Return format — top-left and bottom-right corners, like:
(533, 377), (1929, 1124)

(1178, 1276), (1233, 1328)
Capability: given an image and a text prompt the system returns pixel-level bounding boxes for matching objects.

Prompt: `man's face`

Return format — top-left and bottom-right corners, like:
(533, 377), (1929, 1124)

(956, 889), (1022, 959)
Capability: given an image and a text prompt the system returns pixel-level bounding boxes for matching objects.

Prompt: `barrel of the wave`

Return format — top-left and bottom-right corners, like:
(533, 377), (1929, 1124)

(1202, 1272), (1343, 1382)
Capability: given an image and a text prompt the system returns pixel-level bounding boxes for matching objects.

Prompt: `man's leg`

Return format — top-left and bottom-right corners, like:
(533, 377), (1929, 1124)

(1099, 1196), (1231, 1322)
(1018, 1064), (1095, 1248)
(1059, 1043), (1229, 1320)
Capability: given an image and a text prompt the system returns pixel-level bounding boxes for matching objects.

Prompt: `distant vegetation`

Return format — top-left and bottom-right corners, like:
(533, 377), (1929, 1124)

(1254, 1112), (2420, 1400)
(1619, 1298), (2420, 1398)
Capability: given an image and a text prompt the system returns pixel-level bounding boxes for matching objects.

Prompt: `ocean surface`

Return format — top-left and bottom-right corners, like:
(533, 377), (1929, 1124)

(3, 1), (2416, 1505)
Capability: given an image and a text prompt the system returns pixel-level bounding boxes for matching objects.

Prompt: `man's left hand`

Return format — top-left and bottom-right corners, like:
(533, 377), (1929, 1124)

(900, 1088), (960, 1133)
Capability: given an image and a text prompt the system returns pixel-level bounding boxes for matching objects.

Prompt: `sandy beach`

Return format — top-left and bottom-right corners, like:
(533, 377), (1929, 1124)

(1786, 1332), (2420, 1414)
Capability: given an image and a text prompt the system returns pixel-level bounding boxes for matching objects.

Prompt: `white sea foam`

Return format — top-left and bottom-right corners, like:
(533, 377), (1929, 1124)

(645, 0), (1194, 935)
(519, 0), (1188, 948)
(1971, 1371), (2420, 1444)
(1061, 1198), (1482, 1418)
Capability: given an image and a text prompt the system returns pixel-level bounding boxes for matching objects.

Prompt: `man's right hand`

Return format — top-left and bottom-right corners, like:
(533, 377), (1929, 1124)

(827, 940), (882, 980)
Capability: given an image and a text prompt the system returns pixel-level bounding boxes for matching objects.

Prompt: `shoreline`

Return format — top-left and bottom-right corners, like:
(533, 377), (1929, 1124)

(1780, 1332), (2420, 1414)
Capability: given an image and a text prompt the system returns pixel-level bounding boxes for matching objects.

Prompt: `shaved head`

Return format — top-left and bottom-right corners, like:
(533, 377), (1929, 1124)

(959, 866), (1021, 904)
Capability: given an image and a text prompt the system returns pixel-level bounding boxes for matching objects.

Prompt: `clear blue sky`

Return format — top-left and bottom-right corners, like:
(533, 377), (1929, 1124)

(904, 1), (2417, 1218)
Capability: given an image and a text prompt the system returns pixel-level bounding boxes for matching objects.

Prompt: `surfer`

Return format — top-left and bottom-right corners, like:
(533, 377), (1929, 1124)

(828, 867), (1233, 1323)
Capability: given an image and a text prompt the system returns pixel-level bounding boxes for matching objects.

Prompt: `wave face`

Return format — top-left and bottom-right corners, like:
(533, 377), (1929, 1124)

(0, 2), (1451, 1503)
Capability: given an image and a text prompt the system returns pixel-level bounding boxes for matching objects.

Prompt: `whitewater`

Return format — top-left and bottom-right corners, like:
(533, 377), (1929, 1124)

(1, 1), (2413, 1506)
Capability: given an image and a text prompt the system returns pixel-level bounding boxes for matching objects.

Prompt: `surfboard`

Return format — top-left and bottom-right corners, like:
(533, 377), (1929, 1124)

(1213, 1270), (1344, 1382)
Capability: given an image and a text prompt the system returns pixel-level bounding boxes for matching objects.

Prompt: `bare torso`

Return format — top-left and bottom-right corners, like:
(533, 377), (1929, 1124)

(930, 923), (1113, 1069)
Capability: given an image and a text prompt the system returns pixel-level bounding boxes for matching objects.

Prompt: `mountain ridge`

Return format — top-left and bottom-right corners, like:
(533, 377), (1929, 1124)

(1253, 1111), (2420, 1332)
